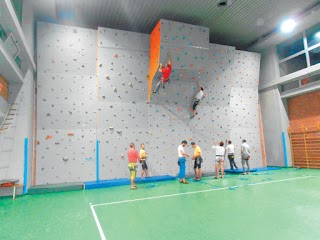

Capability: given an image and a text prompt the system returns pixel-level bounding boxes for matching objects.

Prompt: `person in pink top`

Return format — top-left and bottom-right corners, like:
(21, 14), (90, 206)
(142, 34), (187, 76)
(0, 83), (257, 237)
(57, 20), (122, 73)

(127, 143), (140, 189)
(153, 53), (172, 93)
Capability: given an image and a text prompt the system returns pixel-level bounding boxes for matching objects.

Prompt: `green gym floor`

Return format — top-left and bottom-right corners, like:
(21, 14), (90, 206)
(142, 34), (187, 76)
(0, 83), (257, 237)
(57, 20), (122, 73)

(1, 168), (320, 240)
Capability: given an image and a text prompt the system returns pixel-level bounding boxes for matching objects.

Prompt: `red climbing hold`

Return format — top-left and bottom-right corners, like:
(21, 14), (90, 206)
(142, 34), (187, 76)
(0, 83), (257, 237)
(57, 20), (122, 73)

(45, 135), (53, 140)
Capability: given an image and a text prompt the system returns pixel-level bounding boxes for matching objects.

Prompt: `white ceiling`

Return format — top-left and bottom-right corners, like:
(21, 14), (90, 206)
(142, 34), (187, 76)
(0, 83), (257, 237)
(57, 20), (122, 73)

(32, 0), (320, 50)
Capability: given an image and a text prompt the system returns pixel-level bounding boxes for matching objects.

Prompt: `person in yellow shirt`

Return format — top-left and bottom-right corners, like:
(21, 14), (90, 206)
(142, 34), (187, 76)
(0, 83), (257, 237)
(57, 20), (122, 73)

(139, 143), (149, 179)
(191, 142), (203, 181)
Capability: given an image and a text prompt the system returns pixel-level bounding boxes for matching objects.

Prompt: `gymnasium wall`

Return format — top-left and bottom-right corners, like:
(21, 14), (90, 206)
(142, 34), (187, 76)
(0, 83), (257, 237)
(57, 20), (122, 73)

(36, 21), (263, 185)
(0, 70), (34, 195)
(287, 90), (320, 127)
(259, 48), (292, 167)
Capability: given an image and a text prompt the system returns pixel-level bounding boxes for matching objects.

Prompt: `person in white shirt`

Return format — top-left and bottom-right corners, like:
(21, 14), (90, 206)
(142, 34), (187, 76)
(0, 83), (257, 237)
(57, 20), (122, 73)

(192, 82), (205, 117)
(241, 139), (251, 175)
(178, 140), (190, 184)
(212, 140), (225, 179)
(226, 140), (238, 170)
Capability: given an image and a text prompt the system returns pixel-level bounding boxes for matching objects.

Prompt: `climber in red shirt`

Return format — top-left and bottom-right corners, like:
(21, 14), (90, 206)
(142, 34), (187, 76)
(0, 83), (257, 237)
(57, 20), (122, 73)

(153, 53), (172, 93)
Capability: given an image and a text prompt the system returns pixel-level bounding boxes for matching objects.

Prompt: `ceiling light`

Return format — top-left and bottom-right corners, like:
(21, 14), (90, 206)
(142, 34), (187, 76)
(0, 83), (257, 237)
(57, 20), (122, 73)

(315, 31), (320, 38)
(280, 19), (297, 33)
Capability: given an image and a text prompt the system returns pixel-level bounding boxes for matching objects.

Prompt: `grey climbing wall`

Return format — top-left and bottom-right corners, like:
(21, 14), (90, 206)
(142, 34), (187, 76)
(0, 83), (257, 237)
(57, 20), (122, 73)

(36, 20), (263, 185)
(36, 22), (97, 184)
(149, 20), (210, 175)
(97, 27), (151, 179)
(207, 44), (262, 169)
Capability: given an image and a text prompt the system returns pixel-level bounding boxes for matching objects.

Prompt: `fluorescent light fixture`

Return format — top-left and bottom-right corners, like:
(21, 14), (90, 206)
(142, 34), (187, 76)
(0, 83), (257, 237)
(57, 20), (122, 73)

(280, 19), (297, 33)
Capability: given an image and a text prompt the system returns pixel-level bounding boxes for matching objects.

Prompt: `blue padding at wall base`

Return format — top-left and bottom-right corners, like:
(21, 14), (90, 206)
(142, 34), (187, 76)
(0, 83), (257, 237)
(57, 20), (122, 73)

(225, 167), (282, 174)
(84, 175), (176, 190)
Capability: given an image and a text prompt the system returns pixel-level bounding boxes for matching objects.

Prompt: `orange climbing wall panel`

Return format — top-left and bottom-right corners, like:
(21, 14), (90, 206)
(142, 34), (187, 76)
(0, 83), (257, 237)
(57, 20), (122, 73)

(287, 91), (320, 168)
(0, 74), (8, 101)
(148, 21), (161, 102)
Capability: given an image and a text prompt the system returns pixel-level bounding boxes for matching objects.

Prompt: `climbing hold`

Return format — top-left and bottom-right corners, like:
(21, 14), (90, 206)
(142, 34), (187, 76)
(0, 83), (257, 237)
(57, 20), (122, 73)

(45, 135), (53, 140)
(63, 157), (68, 161)
(114, 54), (118, 58)
(67, 132), (74, 136)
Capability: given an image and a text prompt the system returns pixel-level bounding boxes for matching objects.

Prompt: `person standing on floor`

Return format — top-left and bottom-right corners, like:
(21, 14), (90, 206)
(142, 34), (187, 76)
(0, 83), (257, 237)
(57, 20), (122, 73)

(178, 140), (190, 184)
(153, 53), (172, 93)
(212, 140), (225, 179)
(191, 142), (203, 181)
(226, 140), (238, 170)
(127, 143), (140, 189)
(241, 139), (251, 175)
(139, 143), (149, 179)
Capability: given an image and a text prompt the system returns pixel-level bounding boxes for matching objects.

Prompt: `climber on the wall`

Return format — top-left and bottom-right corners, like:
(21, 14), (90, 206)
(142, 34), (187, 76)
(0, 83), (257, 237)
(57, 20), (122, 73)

(153, 52), (172, 93)
(191, 82), (205, 117)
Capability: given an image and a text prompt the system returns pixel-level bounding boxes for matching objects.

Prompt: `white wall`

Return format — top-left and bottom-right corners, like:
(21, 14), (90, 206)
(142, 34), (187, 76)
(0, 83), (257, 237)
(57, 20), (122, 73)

(0, 70), (34, 196)
(0, 1), (35, 196)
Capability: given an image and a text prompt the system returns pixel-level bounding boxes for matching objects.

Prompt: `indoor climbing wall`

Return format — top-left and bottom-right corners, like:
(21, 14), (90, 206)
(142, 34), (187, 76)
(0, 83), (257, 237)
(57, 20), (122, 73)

(36, 20), (263, 185)
(206, 44), (263, 169)
(36, 22), (97, 184)
(97, 27), (151, 179)
(149, 20), (211, 175)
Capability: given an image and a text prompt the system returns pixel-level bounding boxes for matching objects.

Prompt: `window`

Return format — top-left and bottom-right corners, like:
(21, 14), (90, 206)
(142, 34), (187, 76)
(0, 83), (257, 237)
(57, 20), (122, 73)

(15, 56), (21, 69)
(309, 47), (320, 66)
(277, 33), (304, 60)
(281, 80), (300, 92)
(277, 22), (320, 77)
(0, 25), (7, 42)
(301, 73), (320, 86)
(279, 53), (307, 77)
(306, 22), (320, 48)
(10, 0), (23, 24)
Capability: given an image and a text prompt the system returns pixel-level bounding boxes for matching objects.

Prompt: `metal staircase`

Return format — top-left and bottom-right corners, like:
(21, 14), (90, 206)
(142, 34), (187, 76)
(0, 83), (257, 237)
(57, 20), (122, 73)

(0, 97), (22, 134)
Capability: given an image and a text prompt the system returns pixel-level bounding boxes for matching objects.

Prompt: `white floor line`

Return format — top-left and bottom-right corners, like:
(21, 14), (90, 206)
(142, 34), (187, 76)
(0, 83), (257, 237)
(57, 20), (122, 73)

(92, 176), (314, 207)
(90, 204), (107, 240)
